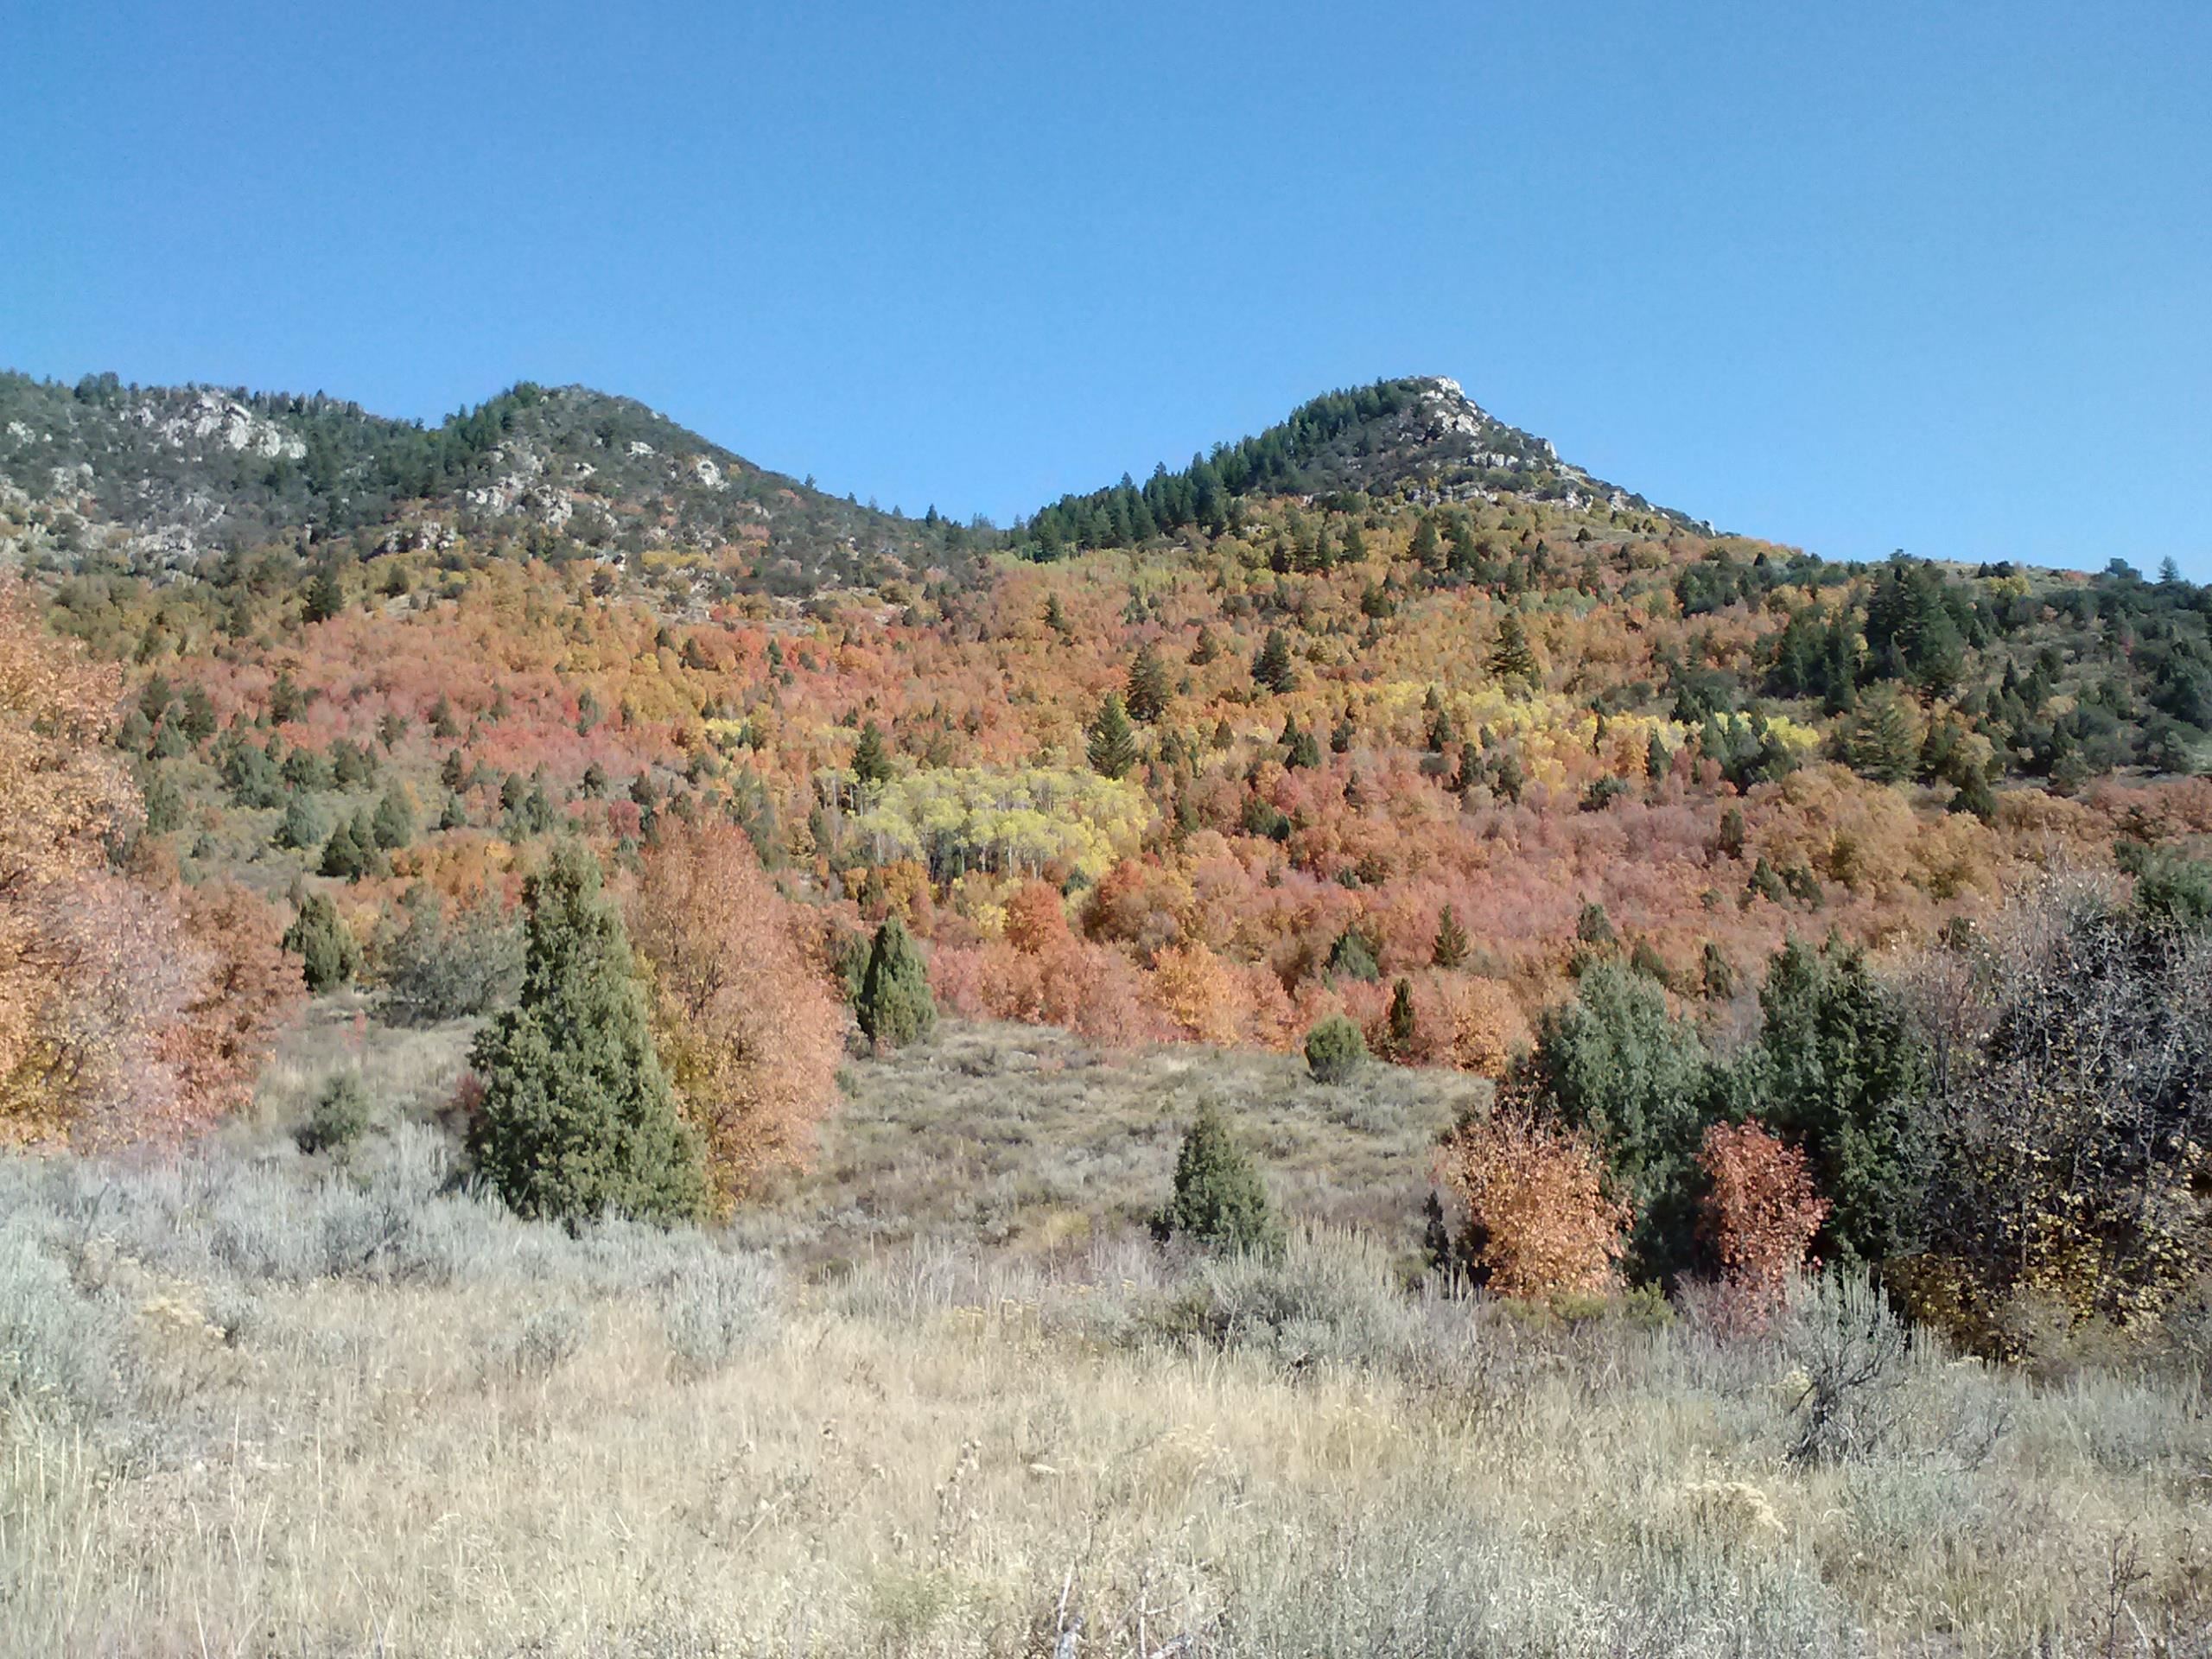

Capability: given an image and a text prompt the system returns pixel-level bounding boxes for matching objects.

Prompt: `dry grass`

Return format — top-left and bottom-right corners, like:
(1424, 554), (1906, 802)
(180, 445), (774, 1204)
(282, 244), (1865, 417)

(247, 990), (475, 1141)
(4, 1020), (2211, 1656)
(753, 1020), (1487, 1268)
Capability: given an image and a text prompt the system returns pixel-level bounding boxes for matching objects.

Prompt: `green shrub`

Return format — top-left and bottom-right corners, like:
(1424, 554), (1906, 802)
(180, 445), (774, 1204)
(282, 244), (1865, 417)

(275, 792), (327, 852)
(1304, 1014), (1368, 1084)
(1160, 1101), (1281, 1254)
(856, 916), (935, 1047)
(283, 892), (360, 992)
(379, 886), (522, 1025)
(1325, 928), (1380, 983)
(297, 1071), (372, 1156)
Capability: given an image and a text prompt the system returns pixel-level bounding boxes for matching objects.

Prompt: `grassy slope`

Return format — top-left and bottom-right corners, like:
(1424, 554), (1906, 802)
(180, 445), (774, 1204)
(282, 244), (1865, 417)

(4, 1019), (2209, 1656)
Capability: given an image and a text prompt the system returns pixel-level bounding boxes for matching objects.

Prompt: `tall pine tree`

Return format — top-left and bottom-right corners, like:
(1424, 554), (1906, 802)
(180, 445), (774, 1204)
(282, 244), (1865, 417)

(1125, 645), (1172, 723)
(1491, 612), (1537, 686)
(1088, 693), (1140, 779)
(467, 842), (706, 1224)
(1252, 628), (1297, 695)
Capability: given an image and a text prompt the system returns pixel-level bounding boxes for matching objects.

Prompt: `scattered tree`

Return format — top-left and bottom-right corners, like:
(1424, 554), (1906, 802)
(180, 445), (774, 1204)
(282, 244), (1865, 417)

(467, 841), (707, 1225)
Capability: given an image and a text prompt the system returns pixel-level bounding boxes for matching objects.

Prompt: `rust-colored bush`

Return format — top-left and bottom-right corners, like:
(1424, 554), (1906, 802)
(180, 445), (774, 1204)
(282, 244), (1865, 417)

(1697, 1119), (1827, 1296)
(1436, 1110), (1629, 1299)
(628, 817), (845, 1205)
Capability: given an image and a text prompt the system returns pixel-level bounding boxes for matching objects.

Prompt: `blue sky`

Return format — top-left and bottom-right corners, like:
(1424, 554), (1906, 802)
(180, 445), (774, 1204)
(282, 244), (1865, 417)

(7, 1), (2208, 573)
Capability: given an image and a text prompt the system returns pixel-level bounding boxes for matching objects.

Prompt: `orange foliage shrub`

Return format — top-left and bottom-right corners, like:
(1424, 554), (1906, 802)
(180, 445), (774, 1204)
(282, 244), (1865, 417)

(1697, 1119), (1827, 1295)
(1436, 1110), (1628, 1299)
(626, 817), (845, 1205)
(168, 882), (306, 1127)
(1425, 974), (1532, 1076)
(1002, 880), (1071, 954)
(1082, 857), (1191, 952)
(0, 581), (248, 1148)
(970, 936), (1156, 1049)
(1147, 942), (1243, 1046)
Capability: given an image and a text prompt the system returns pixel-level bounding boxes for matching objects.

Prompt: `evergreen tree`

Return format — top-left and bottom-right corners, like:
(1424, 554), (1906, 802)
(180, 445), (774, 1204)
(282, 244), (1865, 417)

(1305, 1013), (1369, 1083)
(276, 791), (327, 852)
(852, 720), (895, 787)
(1728, 937), (1929, 1268)
(139, 762), (183, 836)
(1717, 805), (1747, 860)
(1252, 628), (1297, 695)
(370, 785), (416, 850)
(1281, 715), (1321, 769)
(283, 747), (334, 791)
(1948, 765), (1997, 823)
(1491, 611), (1537, 685)
(1493, 750), (1525, 804)
(320, 816), (370, 880)
(1125, 645), (1172, 723)
(467, 842), (706, 1225)
(856, 915), (935, 1046)
(1747, 856), (1790, 906)
(1846, 690), (1919, 785)
(1190, 626), (1220, 666)
(1159, 1101), (1280, 1253)
(1087, 693), (1140, 779)
(1700, 940), (1737, 1001)
(1518, 959), (1718, 1282)
(1385, 977), (1418, 1060)
(283, 892), (361, 991)
(1433, 903), (1470, 969)
(1044, 593), (1073, 639)
(302, 567), (345, 625)
(1325, 927), (1380, 982)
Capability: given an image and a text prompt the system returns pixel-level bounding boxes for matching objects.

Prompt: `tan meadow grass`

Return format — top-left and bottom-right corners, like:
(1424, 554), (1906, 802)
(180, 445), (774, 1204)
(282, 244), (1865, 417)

(3, 1020), (2209, 1655)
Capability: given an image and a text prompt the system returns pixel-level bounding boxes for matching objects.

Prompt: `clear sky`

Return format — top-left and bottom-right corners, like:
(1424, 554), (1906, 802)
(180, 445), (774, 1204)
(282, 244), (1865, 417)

(7, 1), (2208, 573)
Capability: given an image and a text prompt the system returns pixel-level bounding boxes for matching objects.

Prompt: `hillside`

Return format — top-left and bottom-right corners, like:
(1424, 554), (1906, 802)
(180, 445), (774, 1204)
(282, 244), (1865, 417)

(10, 365), (2212, 1052)
(1018, 375), (1698, 558)
(0, 372), (980, 595)
(10, 365), (2212, 1652)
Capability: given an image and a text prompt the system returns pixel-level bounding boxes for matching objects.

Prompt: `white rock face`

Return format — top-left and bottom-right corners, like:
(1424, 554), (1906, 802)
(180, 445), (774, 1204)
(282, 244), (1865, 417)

(376, 520), (458, 555)
(461, 443), (577, 529)
(130, 391), (306, 460)
(690, 456), (726, 490)
(4, 421), (33, 444)
(627, 441), (654, 458)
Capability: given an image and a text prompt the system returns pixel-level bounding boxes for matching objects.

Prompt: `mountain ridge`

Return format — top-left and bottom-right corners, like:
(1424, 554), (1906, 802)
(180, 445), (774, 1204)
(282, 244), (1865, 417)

(3, 367), (1712, 591)
(0, 372), (966, 594)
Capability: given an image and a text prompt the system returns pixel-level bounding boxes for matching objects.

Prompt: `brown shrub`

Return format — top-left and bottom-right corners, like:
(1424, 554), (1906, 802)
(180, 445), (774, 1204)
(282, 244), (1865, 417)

(1436, 1110), (1628, 1299)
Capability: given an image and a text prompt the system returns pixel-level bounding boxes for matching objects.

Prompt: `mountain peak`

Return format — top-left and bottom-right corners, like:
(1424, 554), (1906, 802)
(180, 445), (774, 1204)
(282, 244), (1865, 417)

(1293, 374), (1685, 523)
